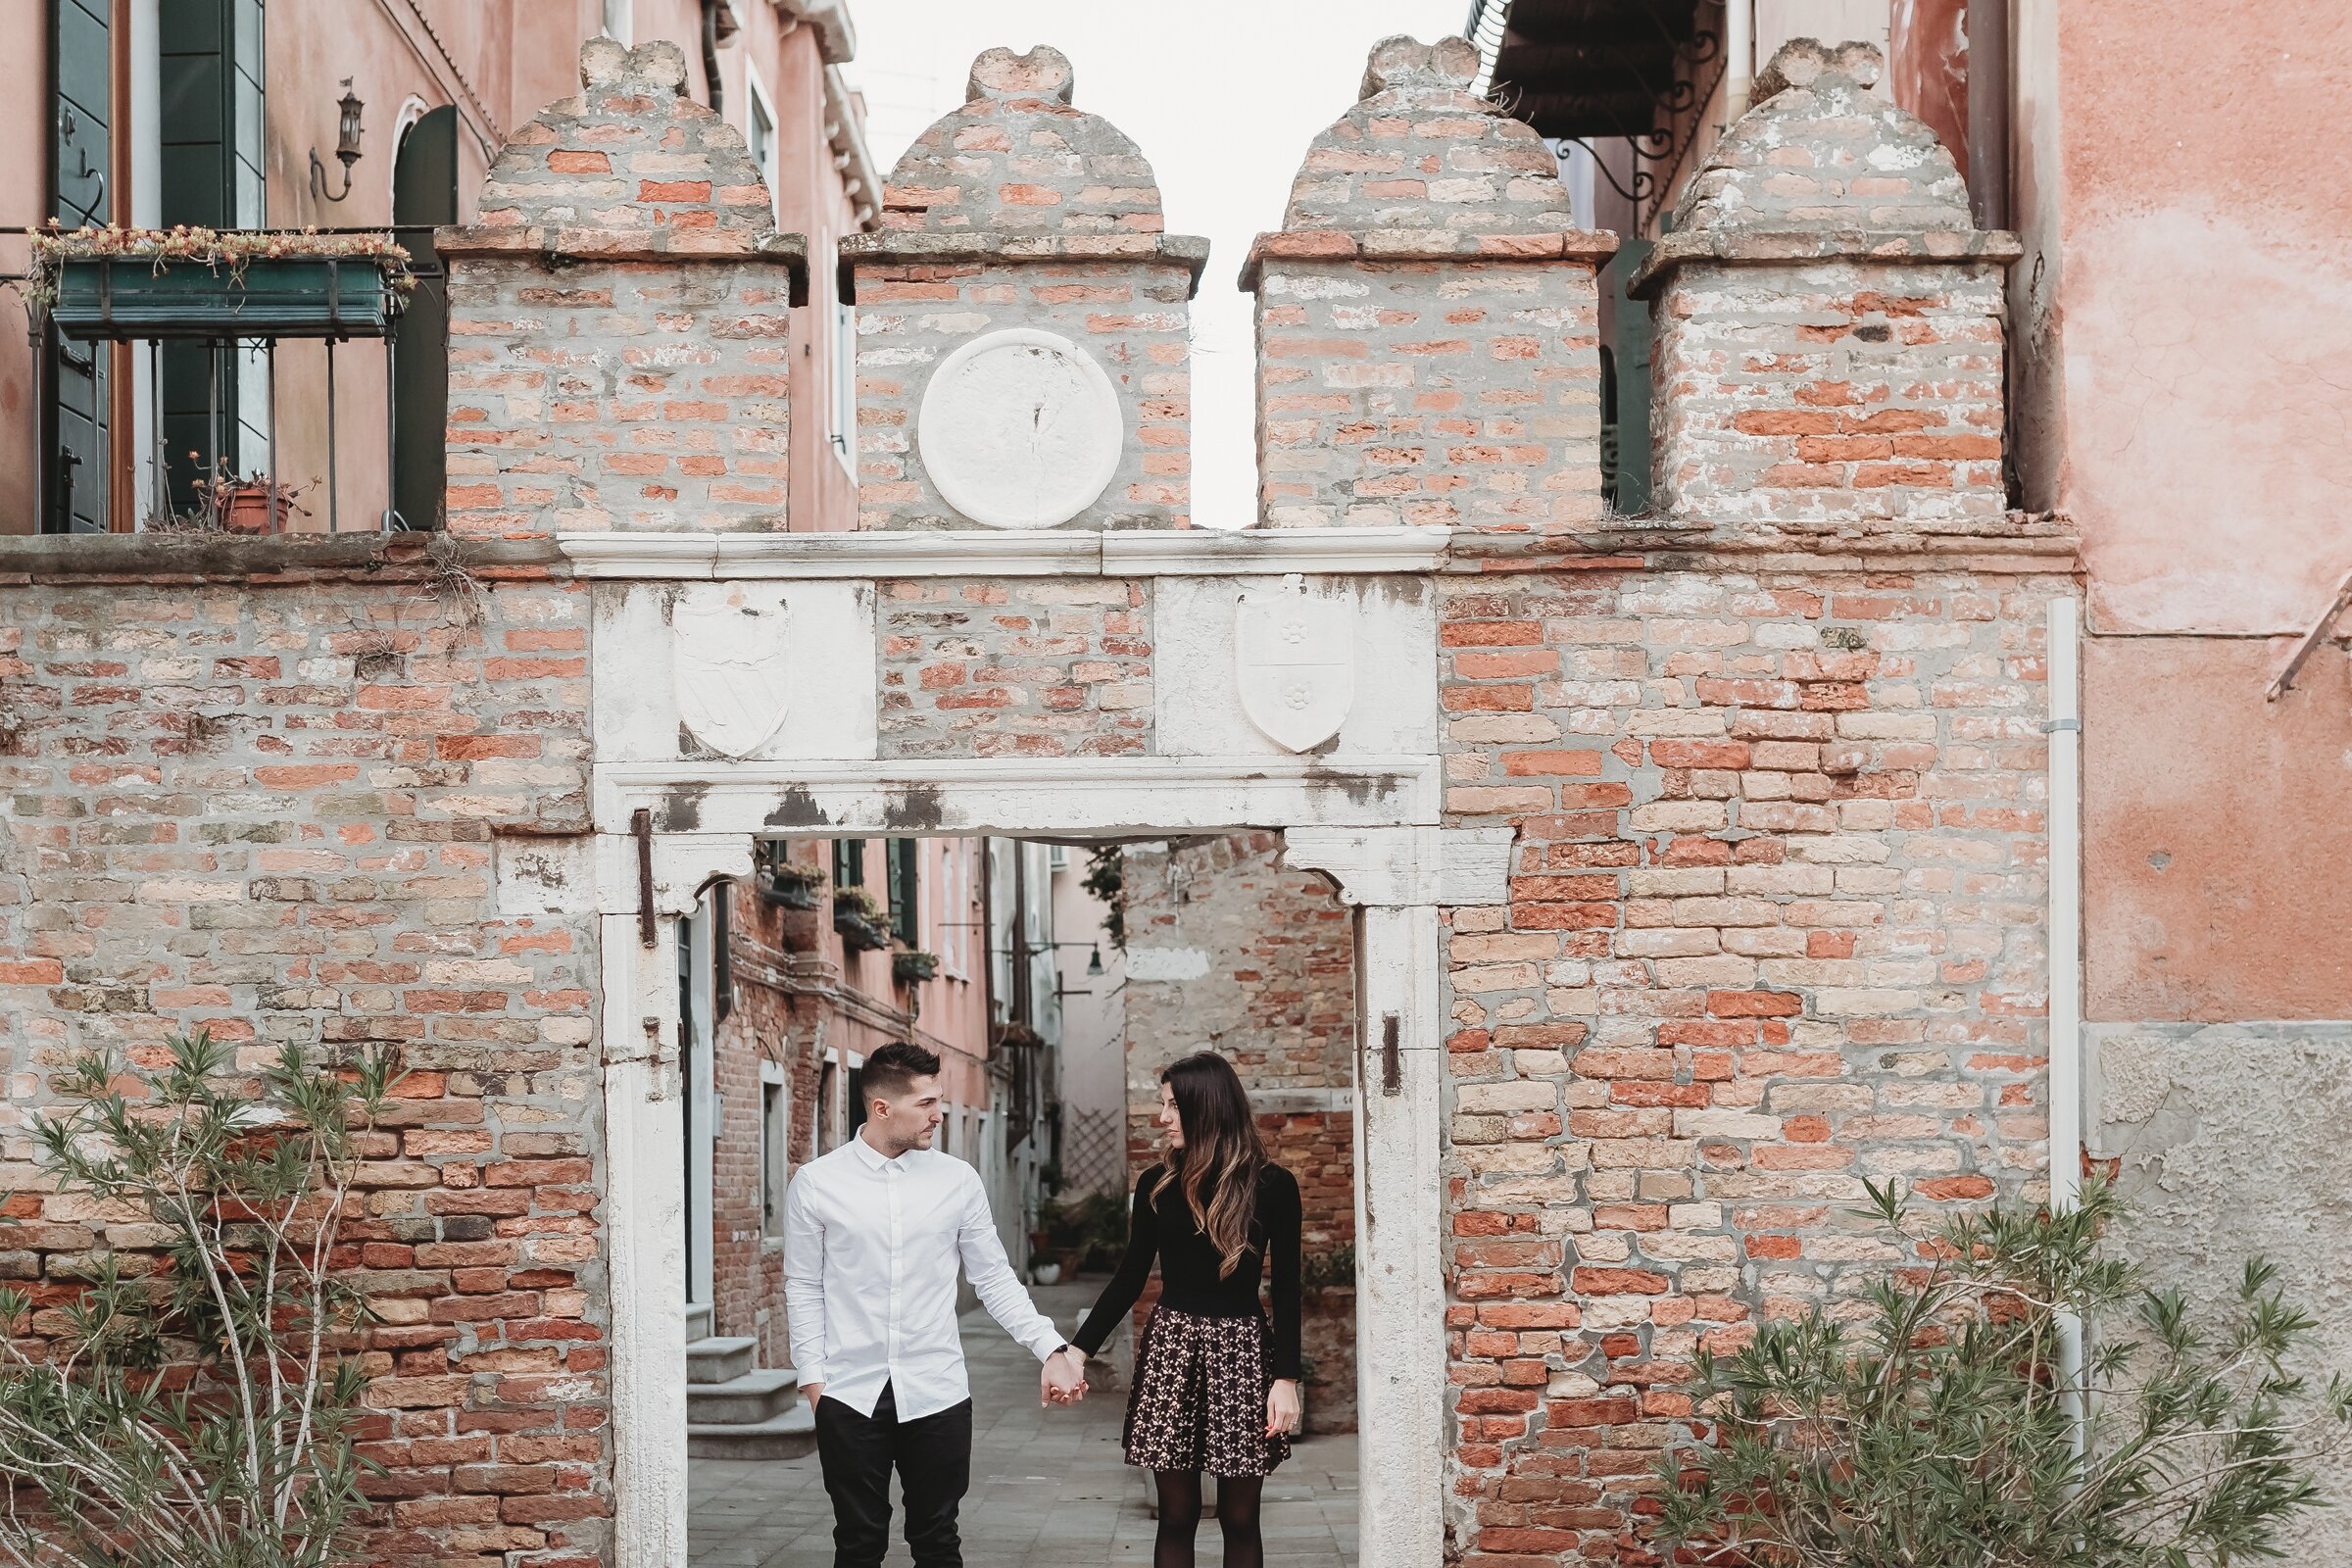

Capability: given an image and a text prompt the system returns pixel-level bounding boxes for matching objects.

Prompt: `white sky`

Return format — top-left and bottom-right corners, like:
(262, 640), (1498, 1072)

(847, 0), (1469, 528)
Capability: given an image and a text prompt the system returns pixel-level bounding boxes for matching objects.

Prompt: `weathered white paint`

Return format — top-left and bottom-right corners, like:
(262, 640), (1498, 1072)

(917, 328), (1125, 528)
(592, 581), (876, 763)
(557, 525), (1450, 580)
(492, 831), (596, 917)
(1284, 824), (1517, 907)
(600, 911), (690, 1567)
(1122, 945), (1213, 981)
(1153, 575), (1438, 759)
(1353, 903), (1447, 1568)
(590, 755), (1444, 839)
(1235, 576), (1357, 753)
(670, 582), (793, 759)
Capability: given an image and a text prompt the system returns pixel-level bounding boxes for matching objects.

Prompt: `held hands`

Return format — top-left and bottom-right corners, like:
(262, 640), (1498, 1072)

(1040, 1347), (1089, 1407)
(1266, 1378), (1300, 1439)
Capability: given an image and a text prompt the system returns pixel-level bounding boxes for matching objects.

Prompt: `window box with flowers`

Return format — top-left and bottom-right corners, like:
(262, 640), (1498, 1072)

(760, 858), (826, 911)
(833, 888), (891, 954)
(892, 949), (940, 987)
(28, 224), (415, 342)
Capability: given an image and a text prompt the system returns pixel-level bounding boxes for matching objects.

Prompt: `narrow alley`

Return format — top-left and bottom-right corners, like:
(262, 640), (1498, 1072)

(689, 1282), (1360, 1567)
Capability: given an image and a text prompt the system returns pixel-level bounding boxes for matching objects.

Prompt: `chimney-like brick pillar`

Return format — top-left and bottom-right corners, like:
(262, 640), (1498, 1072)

(1634, 40), (2022, 531)
(1242, 37), (1615, 533)
(842, 47), (1205, 531)
(438, 39), (807, 538)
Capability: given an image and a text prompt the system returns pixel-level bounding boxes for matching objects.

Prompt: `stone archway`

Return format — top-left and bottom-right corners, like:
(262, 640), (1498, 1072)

(588, 749), (1503, 1568)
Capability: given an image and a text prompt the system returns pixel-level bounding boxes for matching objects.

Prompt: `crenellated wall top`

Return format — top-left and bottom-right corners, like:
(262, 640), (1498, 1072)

(467, 39), (781, 255)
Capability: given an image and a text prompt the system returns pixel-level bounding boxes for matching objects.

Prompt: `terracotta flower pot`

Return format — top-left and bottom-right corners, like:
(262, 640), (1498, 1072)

(222, 486), (291, 535)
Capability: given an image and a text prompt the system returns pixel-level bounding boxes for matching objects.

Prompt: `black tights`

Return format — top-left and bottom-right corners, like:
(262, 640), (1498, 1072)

(1153, 1470), (1262, 1568)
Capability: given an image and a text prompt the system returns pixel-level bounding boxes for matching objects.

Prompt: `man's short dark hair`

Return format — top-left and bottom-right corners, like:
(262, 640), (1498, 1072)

(861, 1041), (941, 1102)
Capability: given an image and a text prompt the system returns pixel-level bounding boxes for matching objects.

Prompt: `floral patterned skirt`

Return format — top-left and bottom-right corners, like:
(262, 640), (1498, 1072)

(1122, 1304), (1291, 1478)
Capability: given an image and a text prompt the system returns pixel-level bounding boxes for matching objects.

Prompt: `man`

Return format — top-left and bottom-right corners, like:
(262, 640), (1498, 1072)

(783, 1041), (1089, 1568)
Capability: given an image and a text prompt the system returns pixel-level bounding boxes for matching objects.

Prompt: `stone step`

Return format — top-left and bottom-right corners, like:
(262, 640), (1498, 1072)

(685, 1335), (757, 1386)
(687, 1403), (817, 1461)
(685, 1302), (713, 1343)
(687, 1366), (801, 1426)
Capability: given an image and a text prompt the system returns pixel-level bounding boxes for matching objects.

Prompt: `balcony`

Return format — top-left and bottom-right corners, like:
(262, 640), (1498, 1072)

(22, 224), (446, 536)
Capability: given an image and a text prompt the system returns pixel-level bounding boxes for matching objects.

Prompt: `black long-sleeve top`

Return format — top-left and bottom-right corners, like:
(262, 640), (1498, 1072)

(1071, 1161), (1302, 1379)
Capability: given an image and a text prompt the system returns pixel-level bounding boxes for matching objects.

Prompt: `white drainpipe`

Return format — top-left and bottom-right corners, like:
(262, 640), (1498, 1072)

(2045, 595), (2085, 1449)
(1724, 0), (1755, 125)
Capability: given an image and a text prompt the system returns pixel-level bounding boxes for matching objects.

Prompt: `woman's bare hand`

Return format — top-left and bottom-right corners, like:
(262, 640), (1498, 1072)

(1265, 1378), (1300, 1438)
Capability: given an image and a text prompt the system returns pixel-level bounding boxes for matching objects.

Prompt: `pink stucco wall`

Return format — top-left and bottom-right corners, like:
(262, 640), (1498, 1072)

(2043, 8), (2352, 635)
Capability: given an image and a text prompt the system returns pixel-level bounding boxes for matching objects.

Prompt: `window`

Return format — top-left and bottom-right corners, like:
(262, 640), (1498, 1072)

(744, 70), (778, 221)
(760, 1064), (788, 1238)
(830, 273), (857, 472)
(832, 838), (865, 889)
(845, 1062), (867, 1136)
(887, 839), (919, 946)
(710, 881), (733, 1024)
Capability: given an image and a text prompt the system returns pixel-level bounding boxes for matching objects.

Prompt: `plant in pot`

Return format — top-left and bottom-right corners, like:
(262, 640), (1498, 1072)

(191, 464), (314, 535)
(760, 858), (828, 952)
(833, 887), (890, 954)
(24, 221), (416, 339)
(892, 949), (940, 987)
(760, 858), (825, 910)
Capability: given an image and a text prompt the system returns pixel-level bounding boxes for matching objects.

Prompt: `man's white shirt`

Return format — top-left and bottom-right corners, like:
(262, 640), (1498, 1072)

(782, 1130), (1064, 1419)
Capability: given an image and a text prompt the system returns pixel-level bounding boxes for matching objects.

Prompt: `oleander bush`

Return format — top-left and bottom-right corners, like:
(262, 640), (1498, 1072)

(1655, 1178), (2352, 1568)
(0, 1030), (398, 1568)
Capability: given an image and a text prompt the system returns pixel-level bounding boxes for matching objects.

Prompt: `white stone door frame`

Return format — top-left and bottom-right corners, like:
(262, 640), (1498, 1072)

(589, 757), (1506, 1568)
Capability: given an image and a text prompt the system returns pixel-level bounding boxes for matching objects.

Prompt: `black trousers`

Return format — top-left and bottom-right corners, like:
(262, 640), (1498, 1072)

(812, 1383), (974, 1568)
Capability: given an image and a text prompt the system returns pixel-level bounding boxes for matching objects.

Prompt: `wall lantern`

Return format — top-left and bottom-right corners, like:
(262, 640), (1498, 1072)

(309, 79), (366, 203)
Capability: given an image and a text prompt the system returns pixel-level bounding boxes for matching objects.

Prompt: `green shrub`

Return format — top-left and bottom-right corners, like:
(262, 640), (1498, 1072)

(1655, 1178), (2352, 1568)
(0, 1030), (398, 1568)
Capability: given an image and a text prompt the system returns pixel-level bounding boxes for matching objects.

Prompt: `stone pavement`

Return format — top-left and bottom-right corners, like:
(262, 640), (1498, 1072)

(690, 1281), (1358, 1566)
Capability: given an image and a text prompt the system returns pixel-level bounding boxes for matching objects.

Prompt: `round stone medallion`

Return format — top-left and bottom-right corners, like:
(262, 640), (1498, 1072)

(916, 328), (1124, 528)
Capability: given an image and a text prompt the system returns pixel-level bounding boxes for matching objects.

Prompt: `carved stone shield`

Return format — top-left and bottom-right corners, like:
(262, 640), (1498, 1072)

(1236, 577), (1355, 753)
(671, 583), (791, 759)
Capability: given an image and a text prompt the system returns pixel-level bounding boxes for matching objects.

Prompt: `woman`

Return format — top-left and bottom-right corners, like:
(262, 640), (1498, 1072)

(1070, 1052), (1301, 1568)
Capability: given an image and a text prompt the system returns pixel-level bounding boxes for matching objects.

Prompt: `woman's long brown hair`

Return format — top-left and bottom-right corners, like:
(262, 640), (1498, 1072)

(1161, 1052), (1265, 1277)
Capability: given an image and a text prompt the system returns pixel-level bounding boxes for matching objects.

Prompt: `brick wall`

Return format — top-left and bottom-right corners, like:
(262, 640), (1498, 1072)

(842, 44), (1195, 533)
(848, 259), (1194, 531)
(876, 577), (1152, 758)
(1247, 37), (1607, 533)
(441, 38), (802, 540)
(1122, 832), (1357, 1432)
(1435, 564), (2060, 1558)
(1639, 41), (2015, 529)
(0, 540), (610, 1568)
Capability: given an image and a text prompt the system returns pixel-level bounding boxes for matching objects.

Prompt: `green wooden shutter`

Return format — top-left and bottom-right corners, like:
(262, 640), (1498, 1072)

(45, 0), (112, 533)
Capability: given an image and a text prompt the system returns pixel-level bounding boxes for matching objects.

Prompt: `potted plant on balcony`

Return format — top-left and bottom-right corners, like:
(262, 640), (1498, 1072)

(760, 858), (826, 910)
(191, 465), (314, 535)
(892, 949), (939, 987)
(24, 223), (415, 341)
(833, 887), (890, 954)
(760, 859), (827, 953)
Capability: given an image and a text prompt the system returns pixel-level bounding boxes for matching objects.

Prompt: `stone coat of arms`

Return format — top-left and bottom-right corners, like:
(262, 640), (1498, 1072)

(670, 583), (792, 759)
(1235, 575), (1355, 754)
